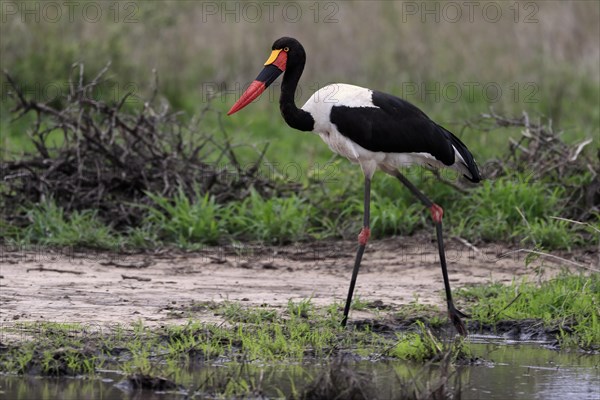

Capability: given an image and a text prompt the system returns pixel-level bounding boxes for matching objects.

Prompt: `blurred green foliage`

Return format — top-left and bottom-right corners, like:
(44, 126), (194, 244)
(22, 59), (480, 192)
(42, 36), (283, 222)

(1, 1), (598, 250)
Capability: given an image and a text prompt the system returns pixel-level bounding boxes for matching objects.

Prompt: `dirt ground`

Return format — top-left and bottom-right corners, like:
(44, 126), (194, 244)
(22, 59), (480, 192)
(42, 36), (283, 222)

(0, 235), (594, 335)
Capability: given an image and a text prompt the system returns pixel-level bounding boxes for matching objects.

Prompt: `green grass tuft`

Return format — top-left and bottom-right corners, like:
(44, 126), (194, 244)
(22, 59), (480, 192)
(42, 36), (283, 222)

(459, 273), (600, 350)
(231, 189), (314, 244)
(17, 200), (120, 249)
(143, 188), (223, 246)
(449, 176), (588, 250)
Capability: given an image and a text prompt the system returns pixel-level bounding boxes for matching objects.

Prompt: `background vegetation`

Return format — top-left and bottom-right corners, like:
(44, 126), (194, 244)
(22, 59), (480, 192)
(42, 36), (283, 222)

(1, 3), (598, 396)
(1, 1), (598, 249)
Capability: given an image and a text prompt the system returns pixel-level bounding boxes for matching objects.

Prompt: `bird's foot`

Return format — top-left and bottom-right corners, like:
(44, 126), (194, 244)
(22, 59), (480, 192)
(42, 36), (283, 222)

(430, 204), (444, 223)
(448, 304), (470, 337)
(358, 227), (371, 246)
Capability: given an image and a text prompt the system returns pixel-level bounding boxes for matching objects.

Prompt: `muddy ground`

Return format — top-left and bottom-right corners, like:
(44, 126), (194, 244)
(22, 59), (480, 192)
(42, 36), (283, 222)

(0, 234), (594, 338)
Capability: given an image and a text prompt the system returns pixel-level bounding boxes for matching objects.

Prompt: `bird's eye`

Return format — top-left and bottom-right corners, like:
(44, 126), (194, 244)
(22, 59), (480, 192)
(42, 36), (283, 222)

(283, 47), (289, 52)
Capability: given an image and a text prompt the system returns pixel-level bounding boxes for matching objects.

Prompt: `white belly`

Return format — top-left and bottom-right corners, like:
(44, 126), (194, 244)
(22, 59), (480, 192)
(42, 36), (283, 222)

(318, 129), (373, 164)
(318, 128), (441, 178)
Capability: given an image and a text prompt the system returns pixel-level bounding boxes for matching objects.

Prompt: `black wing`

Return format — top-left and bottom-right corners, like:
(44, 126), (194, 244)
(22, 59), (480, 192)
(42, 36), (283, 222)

(330, 90), (481, 182)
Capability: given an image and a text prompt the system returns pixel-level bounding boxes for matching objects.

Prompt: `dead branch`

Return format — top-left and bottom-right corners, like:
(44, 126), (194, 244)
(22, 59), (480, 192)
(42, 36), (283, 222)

(121, 275), (151, 282)
(26, 267), (84, 275)
(99, 259), (153, 269)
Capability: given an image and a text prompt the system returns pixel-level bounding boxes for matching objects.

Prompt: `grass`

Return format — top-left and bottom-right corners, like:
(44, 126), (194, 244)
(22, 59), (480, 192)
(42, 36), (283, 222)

(389, 321), (468, 363)
(14, 201), (122, 249)
(0, 322), (102, 375)
(457, 272), (600, 350)
(232, 189), (315, 244)
(3, 166), (596, 250)
(288, 297), (315, 318)
(449, 176), (586, 249)
(1, 286), (597, 398)
(1, 4), (597, 397)
(2, 4), (598, 252)
(143, 188), (224, 246)
(2, 284), (597, 379)
(0, 303), (456, 378)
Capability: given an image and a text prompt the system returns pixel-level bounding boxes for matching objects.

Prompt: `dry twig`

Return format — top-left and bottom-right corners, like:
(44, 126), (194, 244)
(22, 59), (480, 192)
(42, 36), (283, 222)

(121, 275), (151, 282)
(26, 266), (84, 275)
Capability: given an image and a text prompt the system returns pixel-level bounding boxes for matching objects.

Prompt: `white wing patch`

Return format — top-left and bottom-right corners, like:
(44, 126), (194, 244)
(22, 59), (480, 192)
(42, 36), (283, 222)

(304, 83), (376, 108)
(302, 83), (377, 133)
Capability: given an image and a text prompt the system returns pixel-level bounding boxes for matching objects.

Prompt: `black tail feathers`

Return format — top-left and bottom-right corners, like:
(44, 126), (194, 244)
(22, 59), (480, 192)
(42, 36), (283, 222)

(442, 126), (482, 183)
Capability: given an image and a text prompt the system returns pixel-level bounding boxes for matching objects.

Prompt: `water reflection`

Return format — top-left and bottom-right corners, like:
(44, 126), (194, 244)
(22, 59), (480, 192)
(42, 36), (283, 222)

(463, 342), (599, 400)
(0, 343), (598, 400)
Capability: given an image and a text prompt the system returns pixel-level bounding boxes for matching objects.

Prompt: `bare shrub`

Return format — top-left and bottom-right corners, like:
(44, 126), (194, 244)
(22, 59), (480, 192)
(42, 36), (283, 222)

(471, 111), (599, 220)
(1, 64), (296, 229)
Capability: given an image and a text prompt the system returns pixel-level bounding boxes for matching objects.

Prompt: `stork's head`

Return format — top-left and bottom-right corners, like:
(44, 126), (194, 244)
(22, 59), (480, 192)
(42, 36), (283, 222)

(227, 37), (304, 115)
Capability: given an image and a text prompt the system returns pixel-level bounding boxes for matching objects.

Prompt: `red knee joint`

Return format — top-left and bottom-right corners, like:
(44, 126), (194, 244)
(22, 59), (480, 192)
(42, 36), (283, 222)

(358, 227), (371, 246)
(430, 204), (444, 223)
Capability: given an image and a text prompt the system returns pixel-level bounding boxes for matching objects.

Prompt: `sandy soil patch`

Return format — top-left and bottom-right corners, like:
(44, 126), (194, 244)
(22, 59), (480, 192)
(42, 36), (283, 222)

(0, 235), (592, 335)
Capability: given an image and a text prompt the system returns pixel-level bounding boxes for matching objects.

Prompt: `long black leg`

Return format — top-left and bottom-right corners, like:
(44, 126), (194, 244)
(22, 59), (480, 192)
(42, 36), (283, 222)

(394, 171), (469, 336)
(341, 177), (371, 327)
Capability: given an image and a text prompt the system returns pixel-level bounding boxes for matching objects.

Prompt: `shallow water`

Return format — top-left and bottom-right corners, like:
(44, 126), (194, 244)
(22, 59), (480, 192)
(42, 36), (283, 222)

(462, 338), (599, 400)
(1, 340), (598, 400)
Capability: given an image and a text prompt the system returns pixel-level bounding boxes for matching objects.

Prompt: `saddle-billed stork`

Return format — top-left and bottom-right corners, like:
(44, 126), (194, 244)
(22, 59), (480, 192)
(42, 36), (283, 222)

(228, 37), (481, 336)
